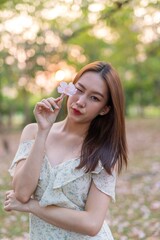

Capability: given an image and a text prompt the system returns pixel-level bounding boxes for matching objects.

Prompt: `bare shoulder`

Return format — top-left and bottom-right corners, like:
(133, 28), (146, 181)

(50, 121), (64, 133)
(20, 123), (38, 143)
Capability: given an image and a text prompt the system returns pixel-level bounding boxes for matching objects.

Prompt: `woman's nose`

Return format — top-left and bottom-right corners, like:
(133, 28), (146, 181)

(76, 96), (86, 108)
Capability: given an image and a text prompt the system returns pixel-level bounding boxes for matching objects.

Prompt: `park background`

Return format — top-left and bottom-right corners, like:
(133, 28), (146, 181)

(0, 0), (160, 239)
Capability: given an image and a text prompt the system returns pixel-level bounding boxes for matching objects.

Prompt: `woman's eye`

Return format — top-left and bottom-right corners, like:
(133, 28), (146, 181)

(91, 96), (100, 101)
(76, 87), (83, 93)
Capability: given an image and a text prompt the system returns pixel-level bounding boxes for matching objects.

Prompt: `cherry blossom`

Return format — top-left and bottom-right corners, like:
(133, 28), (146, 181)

(57, 81), (77, 96)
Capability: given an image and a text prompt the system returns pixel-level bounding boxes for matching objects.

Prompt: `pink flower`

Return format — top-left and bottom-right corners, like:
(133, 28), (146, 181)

(57, 81), (77, 96)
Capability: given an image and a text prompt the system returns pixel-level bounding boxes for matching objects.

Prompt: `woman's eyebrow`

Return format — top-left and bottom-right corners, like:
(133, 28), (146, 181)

(77, 82), (85, 89)
(77, 82), (104, 98)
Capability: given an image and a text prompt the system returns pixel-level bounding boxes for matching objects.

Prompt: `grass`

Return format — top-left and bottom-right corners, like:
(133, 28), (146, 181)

(0, 118), (160, 239)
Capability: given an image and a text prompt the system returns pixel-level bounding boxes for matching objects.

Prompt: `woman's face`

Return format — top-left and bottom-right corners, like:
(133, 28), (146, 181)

(67, 71), (110, 124)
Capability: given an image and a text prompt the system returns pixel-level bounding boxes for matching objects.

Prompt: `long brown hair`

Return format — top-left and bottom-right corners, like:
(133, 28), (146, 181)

(73, 61), (127, 175)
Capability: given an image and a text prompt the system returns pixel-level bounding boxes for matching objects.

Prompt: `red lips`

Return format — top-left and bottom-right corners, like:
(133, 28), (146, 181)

(72, 108), (82, 115)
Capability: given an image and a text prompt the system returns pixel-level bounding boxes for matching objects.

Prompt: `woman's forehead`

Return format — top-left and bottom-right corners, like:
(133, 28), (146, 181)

(77, 71), (106, 87)
(76, 72), (108, 98)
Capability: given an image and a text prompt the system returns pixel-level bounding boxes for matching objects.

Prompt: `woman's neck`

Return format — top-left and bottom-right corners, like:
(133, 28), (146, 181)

(59, 117), (89, 138)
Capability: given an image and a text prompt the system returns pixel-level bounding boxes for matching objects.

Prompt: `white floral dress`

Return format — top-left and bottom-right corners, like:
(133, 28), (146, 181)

(9, 140), (116, 240)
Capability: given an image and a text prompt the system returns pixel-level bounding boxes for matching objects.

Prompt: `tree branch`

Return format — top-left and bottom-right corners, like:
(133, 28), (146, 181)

(62, 0), (132, 41)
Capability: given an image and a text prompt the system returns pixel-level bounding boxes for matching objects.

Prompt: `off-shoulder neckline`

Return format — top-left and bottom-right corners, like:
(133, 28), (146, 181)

(45, 154), (80, 169)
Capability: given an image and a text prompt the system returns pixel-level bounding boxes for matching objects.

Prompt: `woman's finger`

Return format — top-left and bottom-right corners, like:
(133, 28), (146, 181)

(35, 102), (51, 111)
(4, 203), (12, 211)
(46, 98), (60, 110)
(5, 190), (13, 200)
(5, 190), (13, 195)
(4, 199), (12, 211)
(56, 96), (64, 108)
(38, 101), (50, 109)
(41, 99), (52, 109)
(4, 199), (10, 206)
(55, 95), (64, 102)
(34, 96), (63, 113)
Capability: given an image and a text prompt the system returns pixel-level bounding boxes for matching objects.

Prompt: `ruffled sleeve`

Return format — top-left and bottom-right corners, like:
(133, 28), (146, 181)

(91, 162), (116, 202)
(8, 140), (34, 177)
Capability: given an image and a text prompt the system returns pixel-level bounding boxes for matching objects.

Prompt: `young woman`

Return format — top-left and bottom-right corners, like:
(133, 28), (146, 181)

(4, 61), (127, 239)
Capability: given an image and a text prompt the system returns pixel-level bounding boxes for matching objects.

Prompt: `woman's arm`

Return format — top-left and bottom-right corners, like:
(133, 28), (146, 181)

(12, 123), (49, 203)
(12, 97), (62, 203)
(4, 182), (110, 236)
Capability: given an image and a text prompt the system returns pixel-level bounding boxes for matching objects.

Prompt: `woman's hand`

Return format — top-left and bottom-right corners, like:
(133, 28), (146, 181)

(4, 190), (30, 212)
(34, 96), (63, 131)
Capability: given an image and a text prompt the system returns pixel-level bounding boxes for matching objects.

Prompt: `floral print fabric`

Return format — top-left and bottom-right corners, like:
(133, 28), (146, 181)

(9, 140), (116, 240)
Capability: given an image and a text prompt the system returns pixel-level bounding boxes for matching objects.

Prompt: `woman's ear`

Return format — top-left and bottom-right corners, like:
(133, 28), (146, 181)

(99, 106), (110, 116)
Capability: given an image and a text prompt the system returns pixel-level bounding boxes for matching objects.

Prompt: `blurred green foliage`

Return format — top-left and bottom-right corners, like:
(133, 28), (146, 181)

(0, 0), (159, 129)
